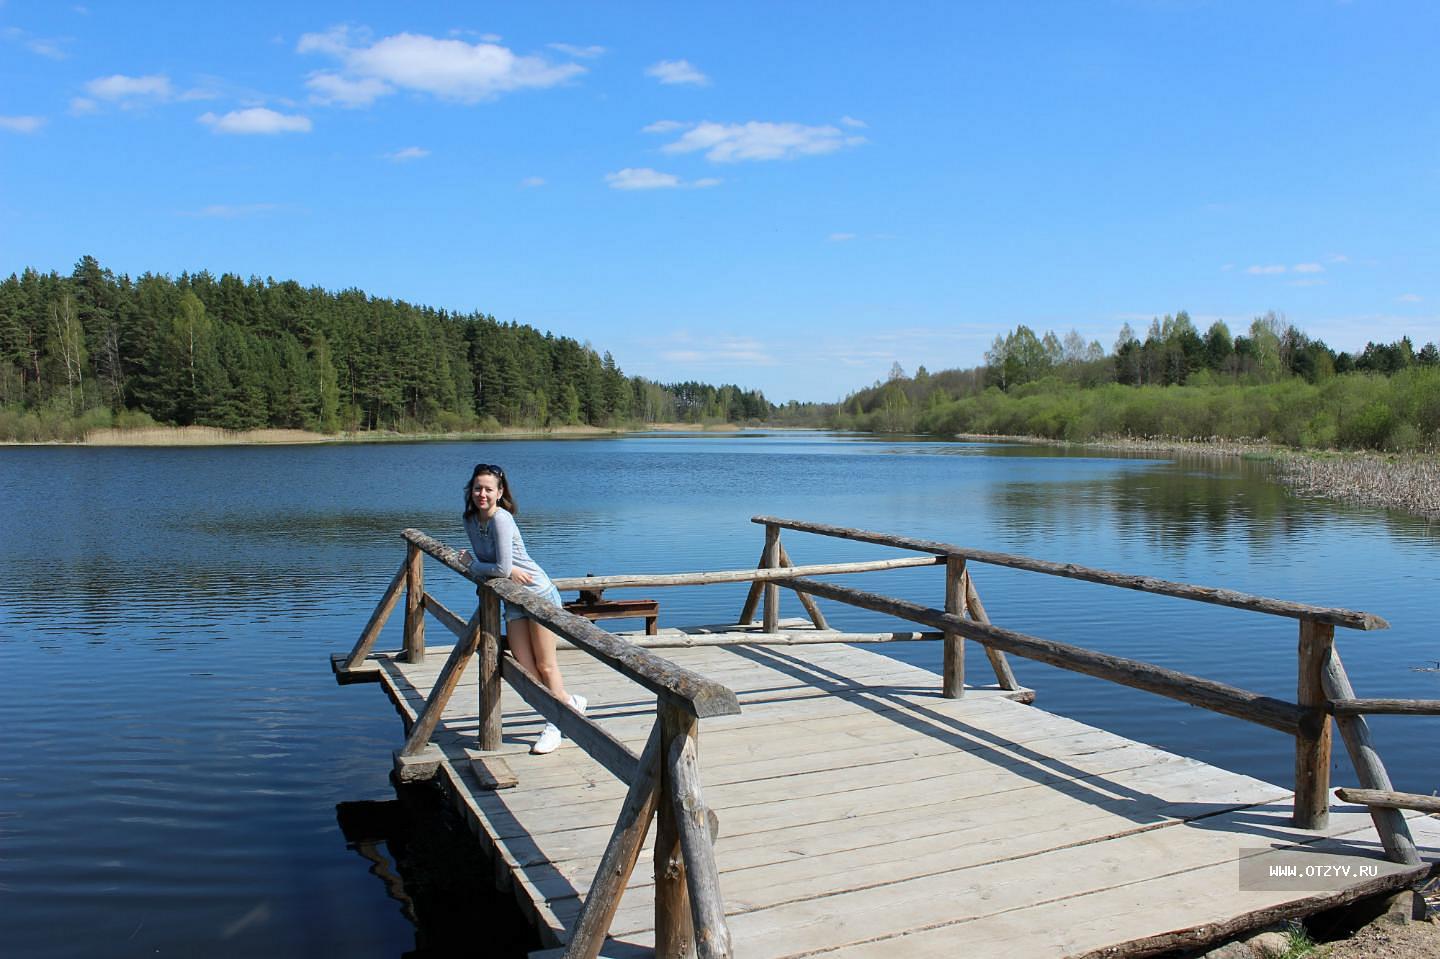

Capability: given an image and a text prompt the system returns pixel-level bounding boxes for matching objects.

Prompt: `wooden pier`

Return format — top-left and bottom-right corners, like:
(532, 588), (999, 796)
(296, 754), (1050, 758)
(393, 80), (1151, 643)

(334, 517), (1440, 958)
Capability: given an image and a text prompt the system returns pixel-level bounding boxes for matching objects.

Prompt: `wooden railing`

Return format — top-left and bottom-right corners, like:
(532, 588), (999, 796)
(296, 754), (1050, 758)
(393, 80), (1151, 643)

(338, 529), (741, 959)
(337, 514), (1436, 952)
(743, 515), (1426, 866)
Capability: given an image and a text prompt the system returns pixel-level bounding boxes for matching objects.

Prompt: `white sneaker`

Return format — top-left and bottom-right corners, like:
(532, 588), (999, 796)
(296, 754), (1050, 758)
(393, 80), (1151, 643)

(532, 722), (562, 755)
(532, 694), (587, 755)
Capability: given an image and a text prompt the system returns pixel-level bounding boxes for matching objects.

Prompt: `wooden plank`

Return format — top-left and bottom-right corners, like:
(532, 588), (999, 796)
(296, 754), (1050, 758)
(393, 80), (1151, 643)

(1329, 698), (1440, 716)
(551, 555), (942, 591)
(470, 754), (518, 790)
(1336, 787), (1440, 814)
(400, 612), (481, 756)
(753, 515), (1389, 631)
(786, 576), (1304, 734)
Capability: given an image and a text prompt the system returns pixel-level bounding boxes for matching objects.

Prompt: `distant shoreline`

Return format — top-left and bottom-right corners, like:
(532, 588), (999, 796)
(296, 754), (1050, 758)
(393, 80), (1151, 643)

(0, 422), (754, 448)
(956, 433), (1440, 521)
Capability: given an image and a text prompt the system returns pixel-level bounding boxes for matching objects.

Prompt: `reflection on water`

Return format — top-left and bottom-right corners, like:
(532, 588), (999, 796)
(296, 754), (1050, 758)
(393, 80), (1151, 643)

(1, 434), (1436, 956)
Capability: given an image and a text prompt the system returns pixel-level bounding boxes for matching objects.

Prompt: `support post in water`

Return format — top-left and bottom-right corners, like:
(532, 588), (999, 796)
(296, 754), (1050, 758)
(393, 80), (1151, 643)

(943, 555), (965, 698)
(655, 701), (696, 958)
(761, 523), (780, 634)
(403, 540), (425, 663)
(1294, 618), (1334, 829)
(478, 586), (503, 751)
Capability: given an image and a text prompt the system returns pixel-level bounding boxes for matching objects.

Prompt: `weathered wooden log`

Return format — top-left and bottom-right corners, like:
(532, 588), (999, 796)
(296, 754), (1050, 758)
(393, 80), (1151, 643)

(563, 724), (663, 959)
(754, 516), (1388, 631)
(400, 607), (481, 756)
(501, 656), (639, 783)
(942, 556), (964, 699)
(609, 629), (948, 648)
(778, 542), (829, 631)
(1322, 651), (1419, 865)
(667, 713), (733, 959)
(478, 588), (503, 751)
(554, 554), (942, 591)
(404, 529), (742, 720)
(421, 591), (469, 638)
(1293, 620), (1333, 829)
(1329, 698), (1440, 716)
(342, 558), (408, 670)
(964, 570), (1022, 690)
(403, 540), (426, 662)
(762, 524), (780, 634)
(1336, 787), (1440, 814)
(655, 702), (695, 958)
(736, 544), (767, 626)
(786, 576), (1304, 734)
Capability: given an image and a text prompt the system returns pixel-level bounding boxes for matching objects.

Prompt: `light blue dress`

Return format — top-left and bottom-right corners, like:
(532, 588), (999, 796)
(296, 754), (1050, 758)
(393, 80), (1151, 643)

(464, 508), (563, 623)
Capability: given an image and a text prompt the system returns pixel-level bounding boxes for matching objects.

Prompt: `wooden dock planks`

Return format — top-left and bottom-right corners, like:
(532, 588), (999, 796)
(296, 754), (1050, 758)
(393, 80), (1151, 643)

(363, 627), (1438, 958)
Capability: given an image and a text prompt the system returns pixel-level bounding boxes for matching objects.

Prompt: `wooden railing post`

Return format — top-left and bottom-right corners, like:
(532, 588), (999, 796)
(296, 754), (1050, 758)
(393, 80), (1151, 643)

(1294, 619), (1334, 829)
(478, 586), (503, 751)
(655, 701), (696, 958)
(1323, 651), (1419, 864)
(666, 711), (733, 959)
(963, 572), (1021, 691)
(943, 555), (965, 698)
(778, 543), (828, 630)
(761, 523), (780, 633)
(403, 541), (425, 663)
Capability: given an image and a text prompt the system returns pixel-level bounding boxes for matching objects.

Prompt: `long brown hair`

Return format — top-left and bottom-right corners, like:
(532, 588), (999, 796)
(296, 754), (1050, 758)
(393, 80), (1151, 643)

(462, 464), (517, 519)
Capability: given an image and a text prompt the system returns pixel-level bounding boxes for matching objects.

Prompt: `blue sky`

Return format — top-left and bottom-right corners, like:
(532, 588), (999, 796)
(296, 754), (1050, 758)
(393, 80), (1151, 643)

(2, 1), (1436, 402)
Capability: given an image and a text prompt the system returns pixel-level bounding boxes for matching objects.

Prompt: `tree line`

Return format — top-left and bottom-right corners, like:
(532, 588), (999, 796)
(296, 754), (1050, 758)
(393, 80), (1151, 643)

(0, 257), (791, 440)
(836, 312), (1440, 451)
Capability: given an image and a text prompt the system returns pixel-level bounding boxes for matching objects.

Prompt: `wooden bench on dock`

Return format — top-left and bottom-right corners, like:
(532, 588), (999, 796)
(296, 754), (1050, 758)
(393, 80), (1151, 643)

(564, 585), (660, 635)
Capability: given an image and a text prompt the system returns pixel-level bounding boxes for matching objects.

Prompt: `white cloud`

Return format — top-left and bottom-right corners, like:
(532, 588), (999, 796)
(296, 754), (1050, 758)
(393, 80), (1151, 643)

(199, 107), (312, 134)
(385, 146), (429, 161)
(4, 26), (69, 59)
(68, 97), (97, 115)
(520, 176), (546, 188)
(604, 167), (719, 190)
(1246, 264), (1287, 275)
(84, 73), (174, 105)
(840, 115), (866, 128)
(1293, 263), (1324, 274)
(0, 115), (45, 133)
(299, 27), (585, 105)
(660, 121), (865, 162)
(549, 43), (605, 59)
(1327, 253), (1349, 264)
(1397, 293), (1422, 303)
(606, 168), (680, 190)
(1288, 278), (1326, 288)
(642, 119), (686, 134)
(307, 72), (391, 107)
(828, 232), (856, 242)
(646, 59), (709, 86)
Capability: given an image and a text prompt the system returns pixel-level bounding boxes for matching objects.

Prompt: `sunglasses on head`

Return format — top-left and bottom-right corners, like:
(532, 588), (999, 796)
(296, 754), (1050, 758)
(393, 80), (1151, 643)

(473, 463), (504, 477)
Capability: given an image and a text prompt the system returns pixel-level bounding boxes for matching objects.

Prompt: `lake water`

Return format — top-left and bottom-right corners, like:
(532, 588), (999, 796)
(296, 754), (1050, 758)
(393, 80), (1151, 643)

(1, 433), (1436, 957)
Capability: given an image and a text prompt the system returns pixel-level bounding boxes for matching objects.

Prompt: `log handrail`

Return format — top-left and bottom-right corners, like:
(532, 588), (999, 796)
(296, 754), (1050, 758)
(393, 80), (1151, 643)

(550, 554), (942, 590)
(1336, 787), (1440, 815)
(785, 575), (1306, 735)
(403, 528), (740, 719)
(753, 515), (1388, 631)
(390, 528), (736, 956)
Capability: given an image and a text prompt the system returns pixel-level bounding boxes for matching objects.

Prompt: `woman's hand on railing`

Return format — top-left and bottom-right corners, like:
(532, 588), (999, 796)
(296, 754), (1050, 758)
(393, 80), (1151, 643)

(509, 567), (533, 586)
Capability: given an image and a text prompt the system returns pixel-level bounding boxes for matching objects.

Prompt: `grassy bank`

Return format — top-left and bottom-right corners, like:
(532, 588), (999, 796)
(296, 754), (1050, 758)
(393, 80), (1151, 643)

(961, 433), (1440, 521)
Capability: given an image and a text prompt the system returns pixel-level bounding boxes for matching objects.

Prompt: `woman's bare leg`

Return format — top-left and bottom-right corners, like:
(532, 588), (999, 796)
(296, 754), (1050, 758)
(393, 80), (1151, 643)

(507, 619), (568, 701)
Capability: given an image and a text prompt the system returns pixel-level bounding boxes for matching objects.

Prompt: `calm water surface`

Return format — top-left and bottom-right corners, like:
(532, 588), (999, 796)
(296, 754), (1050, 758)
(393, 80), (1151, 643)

(1, 433), (1436, 956)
